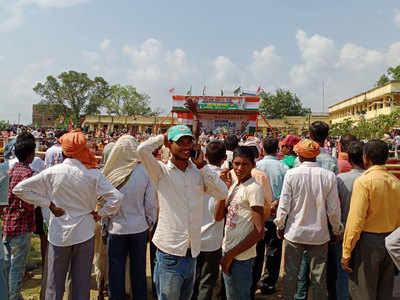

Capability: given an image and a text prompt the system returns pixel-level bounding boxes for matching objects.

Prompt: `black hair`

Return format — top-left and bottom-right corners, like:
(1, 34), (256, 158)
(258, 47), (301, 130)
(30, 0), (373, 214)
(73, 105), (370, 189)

(340, 134), (358, 153)
(247, 146), (259, 159)
(263, 138), (279, 154)
(14, 133), (36, 162)
(309, 121), (329, 144)
(233, 146), (256, 165)
(364, 140), (389, 165)
(206, 141), (226, 165)
(55, 130), (68, 139)
(347, 141), (364, 168)
(224, 135), (239, 151)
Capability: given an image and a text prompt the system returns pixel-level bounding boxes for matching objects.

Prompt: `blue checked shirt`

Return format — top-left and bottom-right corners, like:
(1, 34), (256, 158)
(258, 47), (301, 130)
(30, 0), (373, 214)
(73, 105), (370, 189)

(256, 155), (289, 201)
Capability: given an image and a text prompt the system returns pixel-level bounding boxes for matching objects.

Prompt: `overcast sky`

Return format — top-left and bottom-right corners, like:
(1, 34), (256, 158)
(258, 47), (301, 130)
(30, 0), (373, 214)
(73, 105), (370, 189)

(1, 0), (400, 123)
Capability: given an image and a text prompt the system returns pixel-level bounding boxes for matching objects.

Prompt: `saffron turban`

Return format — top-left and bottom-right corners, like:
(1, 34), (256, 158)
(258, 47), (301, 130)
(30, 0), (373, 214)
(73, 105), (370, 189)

(60, 130), (97, 169)
(293, 139), (320, 159)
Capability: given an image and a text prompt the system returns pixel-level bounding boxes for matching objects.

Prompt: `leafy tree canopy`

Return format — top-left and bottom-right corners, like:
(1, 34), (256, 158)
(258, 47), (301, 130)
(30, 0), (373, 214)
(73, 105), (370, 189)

(33, 71), (110, 123)
(104, 84), (159, 117)
(259, 88), (311, 119)
(376, 65), (400, 87)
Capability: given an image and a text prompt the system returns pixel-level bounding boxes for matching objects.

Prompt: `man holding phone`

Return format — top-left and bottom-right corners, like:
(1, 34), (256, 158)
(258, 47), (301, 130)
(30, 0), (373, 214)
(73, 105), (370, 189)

(137, 98), (228, 300)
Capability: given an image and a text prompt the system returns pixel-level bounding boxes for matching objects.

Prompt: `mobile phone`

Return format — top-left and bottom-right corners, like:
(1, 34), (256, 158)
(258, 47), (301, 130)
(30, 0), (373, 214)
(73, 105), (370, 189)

(190, 149), (199, 159)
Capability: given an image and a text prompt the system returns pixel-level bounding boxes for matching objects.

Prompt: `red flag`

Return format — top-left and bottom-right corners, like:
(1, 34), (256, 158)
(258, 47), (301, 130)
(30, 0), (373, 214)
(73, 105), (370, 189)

(169, 88), (175, 94)
(80, 117), (86, 128)
(256, 86), (262, 94)
(69, 120), (73, 132)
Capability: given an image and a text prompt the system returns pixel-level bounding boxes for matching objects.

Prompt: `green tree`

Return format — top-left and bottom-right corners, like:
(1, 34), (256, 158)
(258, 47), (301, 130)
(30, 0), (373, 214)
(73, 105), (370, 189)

(33, 70), (110, 124)
(104, 84), (159, 117)
(330, 118), (354, 137)
(259, 89), (311, 119)
(376, 65), (400, 87)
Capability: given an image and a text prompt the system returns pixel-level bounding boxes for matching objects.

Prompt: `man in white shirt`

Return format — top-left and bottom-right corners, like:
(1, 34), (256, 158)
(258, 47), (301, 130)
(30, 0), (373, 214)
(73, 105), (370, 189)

(137, 125), (228, 300)
(44, 130), (67, 168)
(274, 139), (342, 300)
(192, 141), (226, 300)
(215, 146), (265, 300)
(13, 130), (123, 300)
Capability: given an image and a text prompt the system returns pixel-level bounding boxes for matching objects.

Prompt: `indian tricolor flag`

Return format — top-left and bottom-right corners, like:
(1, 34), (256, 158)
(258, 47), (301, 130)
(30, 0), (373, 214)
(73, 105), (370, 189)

(243, 97), (260, 111)
(177, 112), (193, 125)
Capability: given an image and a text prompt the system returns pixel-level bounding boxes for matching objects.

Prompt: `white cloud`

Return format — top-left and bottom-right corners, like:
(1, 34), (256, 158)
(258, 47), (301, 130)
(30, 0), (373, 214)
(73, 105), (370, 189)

(213, 56), (239, 84)
(0, 1), (25, 33)
(290, 30), (337, 87)
(100, 39), (110, 51)
(387, 41), (400, 65)
(81, 50), (100, 62)
(338, 43), (384, 70)
(123, 39), (163, 66)
(0, 0), (89, 32)
(30, 0), (89, 8)
(394, 9), (400, 29)
(249, 45), (281, 79)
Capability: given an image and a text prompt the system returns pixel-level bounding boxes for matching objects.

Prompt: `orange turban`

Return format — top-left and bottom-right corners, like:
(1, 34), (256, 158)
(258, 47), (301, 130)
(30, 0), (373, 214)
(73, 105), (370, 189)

(60, 130), (97, 169)
(293, 139), (320, 159)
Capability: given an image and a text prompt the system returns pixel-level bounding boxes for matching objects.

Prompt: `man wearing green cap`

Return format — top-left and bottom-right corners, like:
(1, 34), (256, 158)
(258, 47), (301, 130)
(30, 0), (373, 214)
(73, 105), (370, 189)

(137, 104), (228, 300)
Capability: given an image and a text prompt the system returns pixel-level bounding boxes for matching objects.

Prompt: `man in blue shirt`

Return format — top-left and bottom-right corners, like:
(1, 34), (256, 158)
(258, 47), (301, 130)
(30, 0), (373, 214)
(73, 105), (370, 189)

(253, 138), (288, 296)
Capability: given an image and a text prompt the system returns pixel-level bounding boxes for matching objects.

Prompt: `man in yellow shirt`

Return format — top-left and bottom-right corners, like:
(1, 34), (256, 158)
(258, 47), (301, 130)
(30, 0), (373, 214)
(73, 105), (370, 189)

(341, 139), (400, 300)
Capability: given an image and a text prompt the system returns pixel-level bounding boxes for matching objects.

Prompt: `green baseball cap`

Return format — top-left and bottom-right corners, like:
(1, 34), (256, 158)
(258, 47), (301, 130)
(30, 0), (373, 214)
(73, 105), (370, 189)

(168, 125), (194, 142)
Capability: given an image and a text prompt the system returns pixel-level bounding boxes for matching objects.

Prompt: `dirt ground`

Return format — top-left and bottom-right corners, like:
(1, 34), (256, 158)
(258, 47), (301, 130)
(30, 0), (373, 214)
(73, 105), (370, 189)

(22, 236), (283, 300)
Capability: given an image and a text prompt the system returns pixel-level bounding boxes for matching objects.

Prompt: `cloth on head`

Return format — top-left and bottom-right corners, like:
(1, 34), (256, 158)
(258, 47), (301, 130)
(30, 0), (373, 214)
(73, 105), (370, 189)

(281, 135), (301, 147)
(102, 135), (139, 190)
(102, 142), (115, 165)
(294, 139), (320, 159)
(60, 130), (97, 169)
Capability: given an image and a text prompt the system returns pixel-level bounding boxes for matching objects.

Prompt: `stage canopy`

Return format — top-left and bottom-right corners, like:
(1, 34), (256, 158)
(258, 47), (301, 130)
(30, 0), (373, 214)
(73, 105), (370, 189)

(171, 95), (260, 134)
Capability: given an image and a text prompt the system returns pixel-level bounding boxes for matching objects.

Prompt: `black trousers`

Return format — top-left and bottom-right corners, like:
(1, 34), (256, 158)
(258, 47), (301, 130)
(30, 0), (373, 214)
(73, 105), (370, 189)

(251, 221), (282, 298)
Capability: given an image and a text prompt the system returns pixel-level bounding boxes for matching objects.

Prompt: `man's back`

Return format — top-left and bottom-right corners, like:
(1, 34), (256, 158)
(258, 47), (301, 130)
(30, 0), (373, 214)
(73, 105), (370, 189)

(348, 166), (400, 233)
(337, 169), (364, 226)
(277, 162), (340, 245)
(256, 155), (288, 201)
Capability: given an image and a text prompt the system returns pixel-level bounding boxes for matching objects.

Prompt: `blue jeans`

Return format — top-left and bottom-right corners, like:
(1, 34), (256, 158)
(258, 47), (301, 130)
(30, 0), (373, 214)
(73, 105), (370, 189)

(107, 231), (148, 300)
(154, 249), (196, 300)
(3, 233), (31, 300)
(223, 258), (254, 300)
(295, 251), (309, 300)
(336, 242), (348, 300)
(0, 233), (8, 300)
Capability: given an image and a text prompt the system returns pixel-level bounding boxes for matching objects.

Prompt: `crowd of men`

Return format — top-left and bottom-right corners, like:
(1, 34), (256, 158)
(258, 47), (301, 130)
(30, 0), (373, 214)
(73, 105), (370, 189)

(1, 112), (400, 300)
